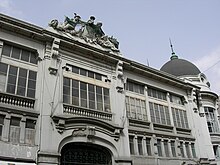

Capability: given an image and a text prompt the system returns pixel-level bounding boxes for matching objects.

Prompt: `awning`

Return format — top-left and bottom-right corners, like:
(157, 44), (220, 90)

(0, 161), (36, 165)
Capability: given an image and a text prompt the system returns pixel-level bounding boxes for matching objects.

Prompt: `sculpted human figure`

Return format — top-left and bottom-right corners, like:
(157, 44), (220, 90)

(62, 13), (81, 31)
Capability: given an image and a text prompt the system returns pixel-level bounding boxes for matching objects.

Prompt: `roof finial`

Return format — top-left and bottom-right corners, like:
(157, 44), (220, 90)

(169, 38), (178, 60)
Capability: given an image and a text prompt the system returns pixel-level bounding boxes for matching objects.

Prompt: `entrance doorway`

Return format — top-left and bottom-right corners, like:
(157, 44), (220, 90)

(61, 142), (112, 165)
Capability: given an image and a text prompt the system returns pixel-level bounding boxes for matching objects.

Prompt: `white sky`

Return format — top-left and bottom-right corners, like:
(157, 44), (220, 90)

(1, 0), (220, 94)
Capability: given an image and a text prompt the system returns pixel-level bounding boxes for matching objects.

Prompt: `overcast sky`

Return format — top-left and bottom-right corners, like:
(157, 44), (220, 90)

(1, 0), (220, 94)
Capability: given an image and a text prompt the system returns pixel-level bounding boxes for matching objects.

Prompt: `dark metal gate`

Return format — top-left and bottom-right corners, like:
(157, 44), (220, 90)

(61, 143), (112, 165)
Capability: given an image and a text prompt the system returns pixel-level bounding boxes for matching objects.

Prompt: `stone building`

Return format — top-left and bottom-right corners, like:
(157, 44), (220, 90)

(0, 13), (219, 165)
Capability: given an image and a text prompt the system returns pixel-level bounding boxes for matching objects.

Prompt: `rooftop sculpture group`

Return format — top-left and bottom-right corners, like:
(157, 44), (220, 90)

(49, 13), (119, 52)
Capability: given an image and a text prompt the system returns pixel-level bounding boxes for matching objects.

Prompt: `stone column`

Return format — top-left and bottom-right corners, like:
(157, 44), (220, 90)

(143, 136), (147, 156)
(161, 139), (165, 157)
(2, 114), (10, 141)
(20, 116), (26, 144)
(134, 135), (138, 155)
(168, 139), (172, 157)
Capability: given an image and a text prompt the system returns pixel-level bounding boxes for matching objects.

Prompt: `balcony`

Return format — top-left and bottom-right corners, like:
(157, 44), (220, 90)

(63, 104), (112, 121)
(0, 92), (35, 110)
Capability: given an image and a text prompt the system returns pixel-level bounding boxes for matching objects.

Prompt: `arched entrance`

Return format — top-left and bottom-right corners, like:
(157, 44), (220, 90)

(60, 142), (112, 165)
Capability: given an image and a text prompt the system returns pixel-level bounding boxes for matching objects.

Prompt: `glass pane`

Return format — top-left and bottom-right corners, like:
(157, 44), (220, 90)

(63, 77), (70, 86)
(26, 119), (35, 129)
(80, 68), (87, 76)
(9, 66), (18, 75)
(2, 44), (11, 56)
(28, 80), (36, 89)
(95, 73), (102, 80)
(88, 71), (94, 78)
(17, 86), (26, 96)
(72, 66), (79, 74)
(7, 84), (16, 94)
(27, 89), (35, 98)
(8, 75), (17, 84)
(11, 47), (21, 59)
(18, 77), (26, 87)
(0, 63), (8, 73)
(28, 71), (37, 80)
(21, 50), (30, 62)
(19, 68), (27, 78)
(30, 52), (38, 64)
(11, 117), (20, 126)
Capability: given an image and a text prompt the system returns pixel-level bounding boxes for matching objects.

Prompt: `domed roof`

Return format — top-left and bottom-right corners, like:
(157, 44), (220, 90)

(160, 55), (201, 76)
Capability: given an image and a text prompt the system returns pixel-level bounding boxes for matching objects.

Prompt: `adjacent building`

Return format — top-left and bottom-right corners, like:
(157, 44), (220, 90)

(0, 13), (219, 165)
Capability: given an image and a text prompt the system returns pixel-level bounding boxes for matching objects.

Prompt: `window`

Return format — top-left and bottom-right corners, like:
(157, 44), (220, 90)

(172, 108), (189, 129)
(0, 115), (4, 140)
(157, 139), (162, 156)
(2, 44), (38, 64)
(0, 63), (37, 98)
(9, 117), (20, 143)
(149, 102), (171, 125)
(170, 94), (184, 105)
(148, 88), (166, 100)
(66, 64), (103, 81)
(0, 63), (8, 92)
(180, 142), (185, 157)
(129, 136), (135, 155)
(25, 119), (35, 145)
(126, 81), (144, 94)
(185, 142), (191, 158)
(63, 77), (110, 112)
(191, 143), (196, 158)
(146, 138), (152, 156)
(126, 96), (147, 121)
(213, 145), (219, 158)
(137, 137), (143, 155)
(164, 140), (169, 157)
(171, 141), (176, 157)
(205, 107), (219, 133)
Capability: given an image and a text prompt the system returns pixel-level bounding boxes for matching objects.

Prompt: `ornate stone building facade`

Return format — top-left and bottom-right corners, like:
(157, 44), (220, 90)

(0, 13), (219, 165)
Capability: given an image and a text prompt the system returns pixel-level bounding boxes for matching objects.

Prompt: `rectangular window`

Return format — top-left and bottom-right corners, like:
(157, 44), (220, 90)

(96, 86), (103, 111)
(146, 138), (152, 156)
(0, 115), (4, 140)
(180, 142), (185, 157)
(205, 107), (219, 133)
(126, 81), (144, 94)
(88, 84), (95, 109)
(80, 82), (87, 108)
(170, 94), (183, 105)
(129, 136), (135, 155)
(148, 88), (167, 101)
(149, 102), (170, 125)
(171, 141), (176, 157)
(157, 139), (162, 156)
(25, 119), (35, 145)
(9, 117), (20, 143)
(1, 63), (36, 98)
(63, 77), (70, 104)
(0, 63), (8, 92)
(2, 44), (37, 64)
(191, 143), (196, 158)
(164, 140), (169, 157)
(72, 79), (79, 106)
(7, 65), (18, 94)
(172, 108), (189, 129)
(126, 96), (147, 121)
(63, 77), (110, 111)
(137, 137), (143, 155)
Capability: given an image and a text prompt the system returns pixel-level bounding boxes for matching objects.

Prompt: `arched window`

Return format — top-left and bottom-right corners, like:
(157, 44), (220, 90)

(61, 143), (112, 165)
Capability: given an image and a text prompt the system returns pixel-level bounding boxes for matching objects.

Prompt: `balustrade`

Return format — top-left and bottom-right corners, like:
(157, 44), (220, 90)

(0, 92), (35, 109)
(63, 104), (112, 121)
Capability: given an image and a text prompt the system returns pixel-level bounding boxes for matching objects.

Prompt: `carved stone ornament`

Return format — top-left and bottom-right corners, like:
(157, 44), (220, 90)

(49, 13), (119, 52)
